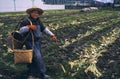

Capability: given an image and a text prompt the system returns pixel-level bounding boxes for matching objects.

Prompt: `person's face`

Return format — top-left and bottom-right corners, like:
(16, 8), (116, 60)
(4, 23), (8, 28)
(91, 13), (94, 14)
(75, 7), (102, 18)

(30, 11), (39, 19)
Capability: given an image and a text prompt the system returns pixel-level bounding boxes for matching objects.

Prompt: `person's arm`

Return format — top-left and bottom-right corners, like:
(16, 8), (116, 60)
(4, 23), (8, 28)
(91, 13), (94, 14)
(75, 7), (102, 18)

(19, 26), (29, 34)
(19, 18), (36, 34)
(19, 18), (30, 34)
(39, 19), (57, 40)
(39, 19), (53, 35)
(43, 28), (57, 40)
(43, 28), (54, 36)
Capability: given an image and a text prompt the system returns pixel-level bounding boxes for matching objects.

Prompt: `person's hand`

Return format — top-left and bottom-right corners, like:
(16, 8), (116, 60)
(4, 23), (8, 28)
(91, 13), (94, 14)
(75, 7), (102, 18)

(28, 25), (36, 30)
(51, 35), (57, 41)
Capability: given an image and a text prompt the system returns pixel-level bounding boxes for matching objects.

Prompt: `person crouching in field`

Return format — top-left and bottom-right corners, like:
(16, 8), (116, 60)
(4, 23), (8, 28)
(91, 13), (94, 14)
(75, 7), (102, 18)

(19, 7), (57, 79)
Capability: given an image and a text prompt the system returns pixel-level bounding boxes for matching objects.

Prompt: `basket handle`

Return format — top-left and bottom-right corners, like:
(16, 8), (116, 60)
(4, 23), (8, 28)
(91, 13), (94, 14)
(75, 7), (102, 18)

(27, 18), (35, 50)
(12, 18), (35, 50)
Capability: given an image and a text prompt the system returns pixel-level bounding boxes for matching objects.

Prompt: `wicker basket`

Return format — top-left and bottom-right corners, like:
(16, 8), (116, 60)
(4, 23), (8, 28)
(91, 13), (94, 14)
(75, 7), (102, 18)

(10, 19), (34, 64)
(13, 49), (33, 64)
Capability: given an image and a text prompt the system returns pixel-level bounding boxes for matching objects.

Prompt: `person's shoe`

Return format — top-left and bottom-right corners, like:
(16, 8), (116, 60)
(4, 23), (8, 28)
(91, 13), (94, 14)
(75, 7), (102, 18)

(42, 74), (50, 79)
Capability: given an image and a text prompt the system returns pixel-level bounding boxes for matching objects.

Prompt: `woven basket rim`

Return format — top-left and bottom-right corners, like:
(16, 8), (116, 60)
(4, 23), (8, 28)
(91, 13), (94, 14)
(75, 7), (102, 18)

(13, 49), (33, 52)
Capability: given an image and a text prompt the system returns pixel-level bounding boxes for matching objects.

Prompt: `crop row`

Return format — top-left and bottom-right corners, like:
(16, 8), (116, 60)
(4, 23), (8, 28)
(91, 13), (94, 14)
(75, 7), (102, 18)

(40, 10), (120, 79)
(0, 10), (120, 79)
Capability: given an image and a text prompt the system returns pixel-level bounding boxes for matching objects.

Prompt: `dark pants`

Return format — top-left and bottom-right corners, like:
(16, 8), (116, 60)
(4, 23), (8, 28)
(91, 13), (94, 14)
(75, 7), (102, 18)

(25, 41), (46, 75)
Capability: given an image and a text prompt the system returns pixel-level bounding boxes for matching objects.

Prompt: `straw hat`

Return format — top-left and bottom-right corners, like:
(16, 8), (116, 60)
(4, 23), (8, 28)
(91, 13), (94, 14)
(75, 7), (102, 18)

(26, 7), (43, 15)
